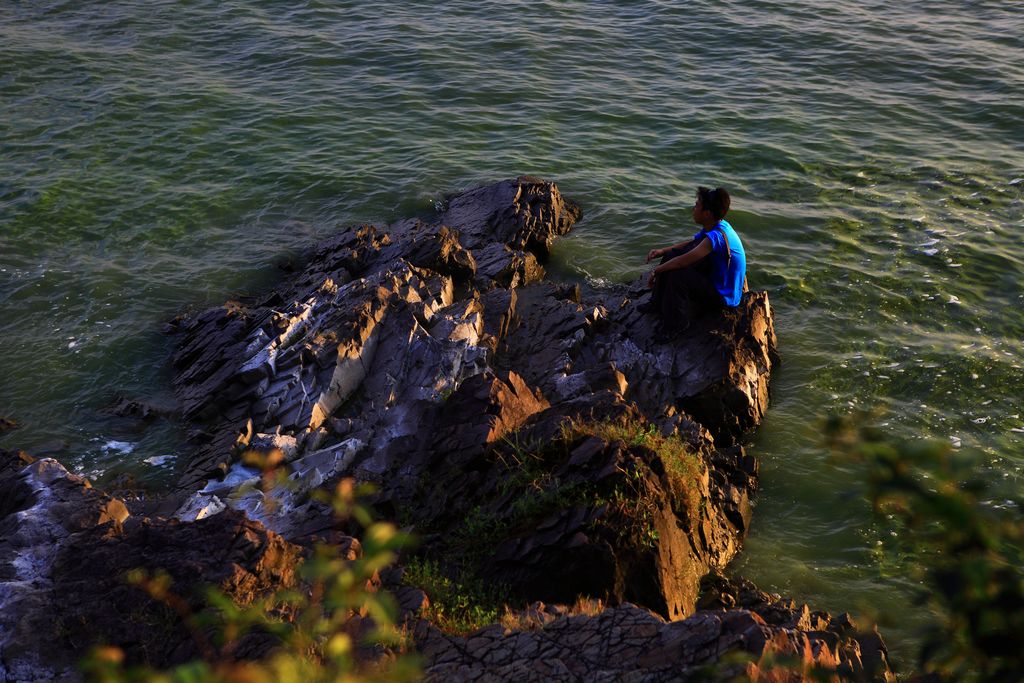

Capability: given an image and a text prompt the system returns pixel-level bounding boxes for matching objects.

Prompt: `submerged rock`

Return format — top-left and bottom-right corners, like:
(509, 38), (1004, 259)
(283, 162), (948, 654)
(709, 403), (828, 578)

(105, 394), (180, 421)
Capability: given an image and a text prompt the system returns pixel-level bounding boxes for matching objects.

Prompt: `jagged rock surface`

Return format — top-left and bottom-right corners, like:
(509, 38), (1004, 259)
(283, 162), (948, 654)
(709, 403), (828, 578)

(409, 393), (749, 621)
(0, 449), (301, 680)
(697, 572), (895, 681)
(48, 509), (301, 668)
(165, 176), (777, 624)
(413, 593), (895, 683)
(0, 450), (131, 681)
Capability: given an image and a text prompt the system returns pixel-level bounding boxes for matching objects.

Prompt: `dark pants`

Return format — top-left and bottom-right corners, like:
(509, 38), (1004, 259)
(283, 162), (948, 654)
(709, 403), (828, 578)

(651, 243), (724, 328)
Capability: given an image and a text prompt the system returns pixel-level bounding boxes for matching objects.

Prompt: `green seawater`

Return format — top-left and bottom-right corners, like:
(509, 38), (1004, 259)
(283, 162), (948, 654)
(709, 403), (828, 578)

(2, 0), (1022, 666)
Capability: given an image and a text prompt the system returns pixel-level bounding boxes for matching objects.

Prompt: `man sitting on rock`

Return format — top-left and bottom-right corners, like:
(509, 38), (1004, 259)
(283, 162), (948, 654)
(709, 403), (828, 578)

(642, 186), (746, 330)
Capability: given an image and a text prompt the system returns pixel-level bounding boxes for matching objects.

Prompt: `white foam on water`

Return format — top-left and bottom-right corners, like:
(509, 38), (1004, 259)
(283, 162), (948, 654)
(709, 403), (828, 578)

(143, 455), (174, 467)
(102, 440), (136, 454)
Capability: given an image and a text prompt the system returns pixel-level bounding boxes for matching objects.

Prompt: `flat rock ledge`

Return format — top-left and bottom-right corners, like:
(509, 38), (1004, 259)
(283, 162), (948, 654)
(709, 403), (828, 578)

(414, 587), (893, 683)
(0, 178), (893, 681)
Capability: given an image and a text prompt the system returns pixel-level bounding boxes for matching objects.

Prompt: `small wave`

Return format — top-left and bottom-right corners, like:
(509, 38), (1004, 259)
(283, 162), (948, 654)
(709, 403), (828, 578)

(101, 440), (136, 454)
(585, 275), (615, 289)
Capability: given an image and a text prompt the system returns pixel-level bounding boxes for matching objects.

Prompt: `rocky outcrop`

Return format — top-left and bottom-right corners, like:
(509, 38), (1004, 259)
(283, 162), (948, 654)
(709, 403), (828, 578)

(697, 572), (894, 681)
(47, 509), (301, 668)
(163, 177), (776, 622)
(406, 397), (752, 622)
(0, 449), (301, 680)
(1, 451), (130, 680)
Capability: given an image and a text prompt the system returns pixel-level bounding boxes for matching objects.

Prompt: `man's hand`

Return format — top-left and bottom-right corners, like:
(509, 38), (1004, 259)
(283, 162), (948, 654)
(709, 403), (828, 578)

(646, 248), (663, 263)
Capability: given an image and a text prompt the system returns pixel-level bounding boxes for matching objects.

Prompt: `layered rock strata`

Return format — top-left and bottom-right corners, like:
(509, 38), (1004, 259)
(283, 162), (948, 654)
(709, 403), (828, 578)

(166, 176), (776, 621)
(413, 593), (894, 683)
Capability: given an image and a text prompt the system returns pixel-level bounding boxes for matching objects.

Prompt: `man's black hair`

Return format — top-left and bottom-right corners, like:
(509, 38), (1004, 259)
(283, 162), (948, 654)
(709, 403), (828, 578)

(697, 186), (731, 221)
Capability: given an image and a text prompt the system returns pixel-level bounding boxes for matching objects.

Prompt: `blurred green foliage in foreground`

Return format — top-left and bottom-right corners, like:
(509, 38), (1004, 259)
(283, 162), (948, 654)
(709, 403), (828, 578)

(82, 478), (421, 683)
(826, 414), (1024, 682)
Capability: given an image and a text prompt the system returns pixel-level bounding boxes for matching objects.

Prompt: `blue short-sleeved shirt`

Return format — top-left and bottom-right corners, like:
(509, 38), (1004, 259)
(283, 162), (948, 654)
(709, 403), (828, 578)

(693, 219), (746, 307)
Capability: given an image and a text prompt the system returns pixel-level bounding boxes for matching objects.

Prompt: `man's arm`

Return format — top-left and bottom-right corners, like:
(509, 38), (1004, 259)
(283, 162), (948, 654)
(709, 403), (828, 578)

(646, 238), (695, 263)
(647, 238), (712, 287)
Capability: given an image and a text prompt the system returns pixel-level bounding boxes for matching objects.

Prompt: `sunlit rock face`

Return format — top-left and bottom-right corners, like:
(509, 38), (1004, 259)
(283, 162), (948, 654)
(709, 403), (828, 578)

(167, 176), (777, 619)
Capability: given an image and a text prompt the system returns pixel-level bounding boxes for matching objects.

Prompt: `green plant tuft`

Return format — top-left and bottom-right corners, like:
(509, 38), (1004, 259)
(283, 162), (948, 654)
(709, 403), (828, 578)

(401, 559), (505, 636)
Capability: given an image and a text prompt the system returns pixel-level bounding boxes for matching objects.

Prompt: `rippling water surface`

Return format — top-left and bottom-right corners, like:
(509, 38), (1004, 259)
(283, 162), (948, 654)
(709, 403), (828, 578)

(2, 0), (1022, 665)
